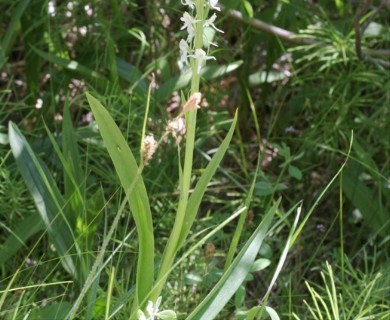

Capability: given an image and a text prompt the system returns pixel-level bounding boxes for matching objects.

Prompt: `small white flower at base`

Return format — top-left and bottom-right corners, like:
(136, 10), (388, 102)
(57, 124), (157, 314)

(189, 49), (216, 74)
(146, 296), (161, 318)
(208, 0), (221, 11)
(136, 296), (176, 320)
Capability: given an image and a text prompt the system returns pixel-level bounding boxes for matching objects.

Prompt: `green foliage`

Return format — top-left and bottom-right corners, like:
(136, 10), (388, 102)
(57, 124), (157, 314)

(1, 0), (389, 319)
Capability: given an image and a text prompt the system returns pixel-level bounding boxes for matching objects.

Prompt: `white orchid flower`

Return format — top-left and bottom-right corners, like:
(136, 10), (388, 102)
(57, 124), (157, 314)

(204, 13), (224, 33)
(180, 11), (199, 43)
(180, 12), (198, 31)
(189, 49), (216, 74)
(208, 0), (221, 11)
(179, 39), (190, 63)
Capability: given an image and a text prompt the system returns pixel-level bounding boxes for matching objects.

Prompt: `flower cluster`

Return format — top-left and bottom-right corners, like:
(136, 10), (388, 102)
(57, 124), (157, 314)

(179, 0), (223, 74)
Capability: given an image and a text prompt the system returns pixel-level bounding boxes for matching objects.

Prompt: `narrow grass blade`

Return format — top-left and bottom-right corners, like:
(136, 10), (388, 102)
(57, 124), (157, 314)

(86, 92), (154, 309)
(177, 110), (238, 249)
(105, 267), (116, 320)
(62, 103), (85, 216)
(186, 199), (280, 320)
(291, 132), (353, 247)
(0, 0), (30, 68)
(224, 145), (260, 270)
(8, 122), (77, 278)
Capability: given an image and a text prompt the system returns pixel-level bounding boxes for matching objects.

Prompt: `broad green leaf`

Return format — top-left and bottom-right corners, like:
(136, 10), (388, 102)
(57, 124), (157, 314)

(249, 71), (286, 86)
(8, 122), (77, 279)
(177, 111), (238, 248)
(86, 92), (154, 308)
(0, 212), (44, 265)
(187, 199), (280, 320)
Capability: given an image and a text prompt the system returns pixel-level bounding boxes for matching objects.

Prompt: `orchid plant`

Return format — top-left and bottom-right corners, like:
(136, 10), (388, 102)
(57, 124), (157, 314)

(148, 0), (224, 309)
(57, 0), (284, 319)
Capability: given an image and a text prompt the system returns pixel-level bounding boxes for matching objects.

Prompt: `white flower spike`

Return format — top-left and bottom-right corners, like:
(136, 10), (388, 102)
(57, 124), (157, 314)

(208, 0), (221, 11)
(189, 49), (216, 74)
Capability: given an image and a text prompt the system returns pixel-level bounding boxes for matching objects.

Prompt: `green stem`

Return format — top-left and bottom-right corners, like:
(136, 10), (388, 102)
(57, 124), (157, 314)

(150, 1), (205, 302)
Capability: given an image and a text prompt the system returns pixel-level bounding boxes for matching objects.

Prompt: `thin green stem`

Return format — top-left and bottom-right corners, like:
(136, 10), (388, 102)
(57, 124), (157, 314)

(150, 0), (205, 302)
(339, 175), (345, 294)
